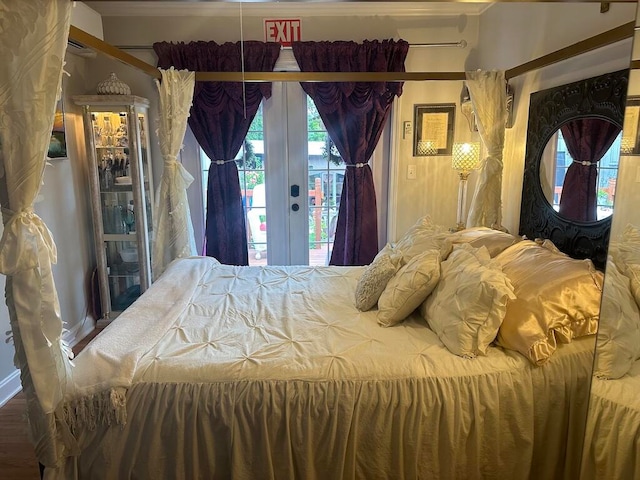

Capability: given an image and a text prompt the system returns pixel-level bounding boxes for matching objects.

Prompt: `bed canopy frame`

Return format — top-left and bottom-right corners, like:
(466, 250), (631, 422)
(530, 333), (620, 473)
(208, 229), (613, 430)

(68, 21), (635, 83)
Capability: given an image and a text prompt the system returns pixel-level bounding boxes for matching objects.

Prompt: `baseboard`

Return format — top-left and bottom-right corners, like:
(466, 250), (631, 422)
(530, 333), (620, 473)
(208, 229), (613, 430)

(0, 369), (21, 409)
(0, 316), (96, 407)
(64, 315), (97, 349)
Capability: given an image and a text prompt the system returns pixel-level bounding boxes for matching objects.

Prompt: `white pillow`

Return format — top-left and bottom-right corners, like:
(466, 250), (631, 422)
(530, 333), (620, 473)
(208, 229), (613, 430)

(377, 249), (441, 327)
(354, 243), (402, 311)
(421, 244), (516, 357)
(609, 223), (640, 310)
(449, 227), (520, 257)
(593, 258), (640, 379)
(394, 215), (452, 264)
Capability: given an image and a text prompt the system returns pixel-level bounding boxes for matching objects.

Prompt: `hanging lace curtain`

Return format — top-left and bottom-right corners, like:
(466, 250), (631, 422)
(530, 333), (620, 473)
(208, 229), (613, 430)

(0, 0), (73, 465)
(465, 70), (508, 229)
(152, 67), (197, 278)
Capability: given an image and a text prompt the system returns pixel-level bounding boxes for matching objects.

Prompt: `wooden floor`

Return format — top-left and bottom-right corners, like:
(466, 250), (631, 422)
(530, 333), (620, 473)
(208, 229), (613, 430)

(0, 329), (100, 480)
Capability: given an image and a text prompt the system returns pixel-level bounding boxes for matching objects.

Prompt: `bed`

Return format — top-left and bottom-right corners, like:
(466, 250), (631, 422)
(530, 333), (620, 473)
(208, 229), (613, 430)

(46, 223), (603, 480)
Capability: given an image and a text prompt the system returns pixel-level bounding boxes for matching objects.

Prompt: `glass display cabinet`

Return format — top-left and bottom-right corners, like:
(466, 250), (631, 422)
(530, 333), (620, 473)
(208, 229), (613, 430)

(73, 95), (154, 326)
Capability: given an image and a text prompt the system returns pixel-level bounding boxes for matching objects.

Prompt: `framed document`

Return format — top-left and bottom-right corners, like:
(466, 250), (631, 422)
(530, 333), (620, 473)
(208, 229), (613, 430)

(622, 96), (640, 155)
(413, 103), (455, 156)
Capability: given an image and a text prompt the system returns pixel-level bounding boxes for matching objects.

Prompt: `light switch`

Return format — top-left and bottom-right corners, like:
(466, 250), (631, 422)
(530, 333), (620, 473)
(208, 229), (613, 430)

(403, 121), (412, 139)
(407, 164), (417, 180)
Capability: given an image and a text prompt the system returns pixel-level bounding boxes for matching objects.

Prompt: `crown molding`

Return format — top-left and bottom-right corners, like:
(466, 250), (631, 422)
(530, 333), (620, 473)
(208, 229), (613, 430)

(83, 1), (493, 18)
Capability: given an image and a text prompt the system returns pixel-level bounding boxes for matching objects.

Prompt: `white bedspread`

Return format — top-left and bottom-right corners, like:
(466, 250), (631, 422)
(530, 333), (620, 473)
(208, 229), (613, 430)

(55, 257), (596, 480)
(582, 361), (640, 479)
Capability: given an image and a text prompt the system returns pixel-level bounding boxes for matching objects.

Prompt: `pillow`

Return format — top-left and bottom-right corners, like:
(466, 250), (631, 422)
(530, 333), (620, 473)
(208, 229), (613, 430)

(449, 227), (520, 257)
(494, 240), (604, 365)
(377, 249), (441, 327)
(354, 243), (402, 311)
(609, 223), (640, 310)
(394, 215), (452, 264)
(420, 244), (516, 357)
(593, 258), (640, 379)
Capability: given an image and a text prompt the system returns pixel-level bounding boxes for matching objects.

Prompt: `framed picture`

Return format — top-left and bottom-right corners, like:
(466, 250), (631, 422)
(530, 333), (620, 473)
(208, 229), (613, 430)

(621, 96), (640, 155)
(48, 98), (67, 159)
(413, 103), (455, 156)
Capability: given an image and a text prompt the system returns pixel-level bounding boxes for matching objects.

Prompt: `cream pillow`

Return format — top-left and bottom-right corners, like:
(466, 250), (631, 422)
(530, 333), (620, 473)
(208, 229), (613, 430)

(394, 215), (452, 264)
(449, 227), (520, 258)
(494, 240), (603, 365)
(593, 258), (640, 379)
(609, 224), (640, 310)
(377, 249), (441, 327)
(354, 243), (402, 311)
(421, 244), (516, 357)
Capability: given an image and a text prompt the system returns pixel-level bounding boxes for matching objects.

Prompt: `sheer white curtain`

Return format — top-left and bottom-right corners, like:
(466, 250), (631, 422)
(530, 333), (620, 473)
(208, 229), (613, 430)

(465, 70), (508, 229)
(0, 0), (73, 465)
(152, 67), (197, 278)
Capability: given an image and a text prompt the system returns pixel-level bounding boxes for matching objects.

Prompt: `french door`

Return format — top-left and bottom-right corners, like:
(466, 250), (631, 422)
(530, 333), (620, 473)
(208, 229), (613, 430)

(201, 82), (346, 266)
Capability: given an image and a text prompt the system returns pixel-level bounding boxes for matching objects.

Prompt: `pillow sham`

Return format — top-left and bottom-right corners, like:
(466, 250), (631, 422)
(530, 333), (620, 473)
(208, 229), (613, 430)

(494, 240), (604, 366)
(355, 243), (402, 311)
(394, 215), (452, 264)
(377, 249), (441, 327)
(593, 258), (640, 379)
(608, 223), (640, 310)
(420, 244), (516, 357)
(449, 227), (520, 257)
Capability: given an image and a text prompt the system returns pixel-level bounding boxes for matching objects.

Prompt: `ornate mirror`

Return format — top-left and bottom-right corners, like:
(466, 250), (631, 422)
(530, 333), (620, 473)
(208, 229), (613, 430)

(520, 69), (629, 269)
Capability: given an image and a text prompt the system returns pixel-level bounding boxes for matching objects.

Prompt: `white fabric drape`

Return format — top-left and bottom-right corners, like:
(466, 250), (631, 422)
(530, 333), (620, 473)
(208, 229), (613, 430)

(465, 70), (508, 229)
(152, 67), (197, 278)
(0, 0), (72, 412)
(0, 0), (73, 466)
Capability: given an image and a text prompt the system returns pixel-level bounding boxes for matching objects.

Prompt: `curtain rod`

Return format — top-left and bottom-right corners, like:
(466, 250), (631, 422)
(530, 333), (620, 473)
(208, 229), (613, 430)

(68, 22), (634, 83)
(112, 40), (468, 50)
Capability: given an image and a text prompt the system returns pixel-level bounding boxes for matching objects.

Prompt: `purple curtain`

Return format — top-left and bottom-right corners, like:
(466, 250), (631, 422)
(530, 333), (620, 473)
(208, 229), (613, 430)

(558, 118), (620, 222)
(153, 41), (280, 265)
(292, 40), (409, 266)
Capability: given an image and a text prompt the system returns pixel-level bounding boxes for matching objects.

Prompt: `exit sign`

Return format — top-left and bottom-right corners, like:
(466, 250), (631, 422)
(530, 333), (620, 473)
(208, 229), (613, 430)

(264, 18), (302, 47)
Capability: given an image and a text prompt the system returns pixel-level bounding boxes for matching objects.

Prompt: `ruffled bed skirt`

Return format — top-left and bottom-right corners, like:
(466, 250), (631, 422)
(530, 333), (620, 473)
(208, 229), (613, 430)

(50, 346), (592, 480)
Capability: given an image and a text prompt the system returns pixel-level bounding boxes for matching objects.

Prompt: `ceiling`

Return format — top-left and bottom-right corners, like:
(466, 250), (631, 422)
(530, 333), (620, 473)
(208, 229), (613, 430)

(83, 1), (493, 17)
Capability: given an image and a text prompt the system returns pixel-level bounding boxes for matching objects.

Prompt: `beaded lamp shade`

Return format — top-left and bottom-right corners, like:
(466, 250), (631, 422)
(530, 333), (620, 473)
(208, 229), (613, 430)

(452, 142), (481, 174)
(416, 140), (438, 156)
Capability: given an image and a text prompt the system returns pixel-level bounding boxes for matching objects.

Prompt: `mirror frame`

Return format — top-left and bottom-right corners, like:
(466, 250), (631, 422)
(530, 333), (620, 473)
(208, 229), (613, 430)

(519, 69), (629, 269)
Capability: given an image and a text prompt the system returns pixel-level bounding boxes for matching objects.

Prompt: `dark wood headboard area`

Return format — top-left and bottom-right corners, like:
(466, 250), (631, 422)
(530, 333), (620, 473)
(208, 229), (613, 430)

(519, 69), (629, 270)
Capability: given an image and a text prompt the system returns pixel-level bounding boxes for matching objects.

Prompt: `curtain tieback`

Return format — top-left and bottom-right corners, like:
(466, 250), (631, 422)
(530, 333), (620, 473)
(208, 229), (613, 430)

(0, 207), (58, 275)
(213, 159), (236, 165)
(346, 162), (369, 168)
(573, 159), (596, 166)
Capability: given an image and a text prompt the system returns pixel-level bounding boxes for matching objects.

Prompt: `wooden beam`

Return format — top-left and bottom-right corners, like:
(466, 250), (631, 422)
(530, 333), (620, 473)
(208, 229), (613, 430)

(68, 25), (161, 80)
(505, 21), (634, 80)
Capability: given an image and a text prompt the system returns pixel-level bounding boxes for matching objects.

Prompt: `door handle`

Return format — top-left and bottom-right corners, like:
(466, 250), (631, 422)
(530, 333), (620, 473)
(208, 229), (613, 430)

(290, 184), (300, 198)
(291, 203), (300, 212)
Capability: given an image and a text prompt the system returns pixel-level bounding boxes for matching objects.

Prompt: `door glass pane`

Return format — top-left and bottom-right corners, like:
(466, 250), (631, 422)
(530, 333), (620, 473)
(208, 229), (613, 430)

(307, 99), (345, 266)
